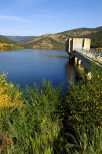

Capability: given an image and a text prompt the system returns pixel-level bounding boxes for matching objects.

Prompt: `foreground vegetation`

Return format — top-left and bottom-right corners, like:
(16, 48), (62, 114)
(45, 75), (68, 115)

(0, 66), (102, 153)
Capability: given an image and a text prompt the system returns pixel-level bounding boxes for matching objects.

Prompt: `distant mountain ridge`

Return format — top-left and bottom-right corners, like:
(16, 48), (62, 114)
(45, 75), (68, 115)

(22, 26), (102, 49)
(6, 36), (36, 42)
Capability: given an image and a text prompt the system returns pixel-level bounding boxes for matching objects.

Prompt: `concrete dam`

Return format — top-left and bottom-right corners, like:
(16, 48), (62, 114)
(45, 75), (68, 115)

(66, 38), (102, 67)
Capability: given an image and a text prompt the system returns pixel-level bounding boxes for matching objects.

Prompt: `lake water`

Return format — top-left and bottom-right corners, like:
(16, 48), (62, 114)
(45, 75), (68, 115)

(0, 49), (81, 88)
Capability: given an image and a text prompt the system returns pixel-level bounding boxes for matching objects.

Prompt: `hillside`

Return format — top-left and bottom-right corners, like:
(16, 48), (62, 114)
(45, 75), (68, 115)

(22, 26), (102, 49)
(22, 35), (65, 49)
(87, 29), (102, 48)
(0, 35), (23, 51)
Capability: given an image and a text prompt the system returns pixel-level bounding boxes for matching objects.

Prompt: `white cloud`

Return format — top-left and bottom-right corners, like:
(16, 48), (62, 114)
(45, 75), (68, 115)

(33, 9), (80, 20)
(33, 14), (54, 18)
(0, 27), (40, 36)
(0, 15), (31, 23)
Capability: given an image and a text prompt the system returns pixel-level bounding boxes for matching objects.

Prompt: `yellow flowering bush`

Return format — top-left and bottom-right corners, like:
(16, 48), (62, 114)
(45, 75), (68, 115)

(0, 73), (23, 107)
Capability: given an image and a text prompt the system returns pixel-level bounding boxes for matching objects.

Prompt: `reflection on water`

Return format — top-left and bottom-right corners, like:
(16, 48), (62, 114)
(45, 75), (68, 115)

(65, 62), (83, 84)
(0, 49), (84, 88)
(41, 54), (69, 59)
(65, 62), (78, 83)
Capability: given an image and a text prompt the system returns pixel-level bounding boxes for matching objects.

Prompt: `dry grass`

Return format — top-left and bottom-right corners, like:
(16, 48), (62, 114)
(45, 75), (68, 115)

(0, 132), (11, 153)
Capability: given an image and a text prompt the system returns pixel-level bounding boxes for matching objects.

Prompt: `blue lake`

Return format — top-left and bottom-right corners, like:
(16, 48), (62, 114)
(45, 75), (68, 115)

(0, 49), (80, 88)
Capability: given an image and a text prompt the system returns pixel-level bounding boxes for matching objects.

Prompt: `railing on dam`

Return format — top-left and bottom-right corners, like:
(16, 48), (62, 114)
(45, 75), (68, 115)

(90, 49), (102, 57)
(75, 49), (102, 65)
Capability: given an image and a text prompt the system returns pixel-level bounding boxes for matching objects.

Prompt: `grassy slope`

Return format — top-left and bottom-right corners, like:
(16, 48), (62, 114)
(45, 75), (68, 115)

(22, 27), (102, 49)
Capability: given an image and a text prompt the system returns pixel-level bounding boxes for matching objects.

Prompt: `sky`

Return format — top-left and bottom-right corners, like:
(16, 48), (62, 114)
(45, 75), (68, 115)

(0, 0), (102, 36)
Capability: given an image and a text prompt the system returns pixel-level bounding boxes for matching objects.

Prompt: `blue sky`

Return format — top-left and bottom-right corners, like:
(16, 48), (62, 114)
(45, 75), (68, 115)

(0, 0), (102, 36)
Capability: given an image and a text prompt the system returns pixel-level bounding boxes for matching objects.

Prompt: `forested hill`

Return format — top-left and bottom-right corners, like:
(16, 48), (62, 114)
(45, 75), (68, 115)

(0, 35), (23, 51)
(22, 26), (102, 49)
(87, 28), (102, 48)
